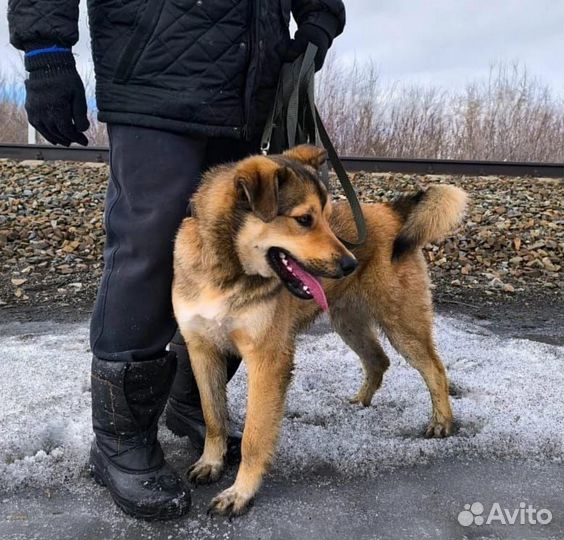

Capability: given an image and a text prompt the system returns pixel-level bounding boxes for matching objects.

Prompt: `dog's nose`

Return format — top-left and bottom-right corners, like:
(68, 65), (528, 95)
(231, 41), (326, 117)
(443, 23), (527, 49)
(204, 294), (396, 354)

(339, 255), (358, 276)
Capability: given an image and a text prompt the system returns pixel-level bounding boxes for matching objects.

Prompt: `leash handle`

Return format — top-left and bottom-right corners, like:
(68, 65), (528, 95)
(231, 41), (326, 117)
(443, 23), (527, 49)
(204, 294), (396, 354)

(261, 43), (318, 155)
(286, 43), (317, 149)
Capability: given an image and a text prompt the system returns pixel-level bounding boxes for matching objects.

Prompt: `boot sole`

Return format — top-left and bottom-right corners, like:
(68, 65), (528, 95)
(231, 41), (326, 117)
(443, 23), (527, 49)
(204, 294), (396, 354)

(89, 446), (190, 521)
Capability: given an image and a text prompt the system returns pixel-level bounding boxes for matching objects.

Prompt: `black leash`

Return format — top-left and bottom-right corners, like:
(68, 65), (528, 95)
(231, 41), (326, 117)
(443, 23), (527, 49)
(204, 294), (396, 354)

(260, 43), (366, 248)
(314, 106), (367, 249)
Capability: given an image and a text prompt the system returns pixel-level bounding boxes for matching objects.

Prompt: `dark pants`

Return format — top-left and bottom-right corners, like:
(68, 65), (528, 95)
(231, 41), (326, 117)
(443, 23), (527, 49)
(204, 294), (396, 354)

(90, 124), (259, 362)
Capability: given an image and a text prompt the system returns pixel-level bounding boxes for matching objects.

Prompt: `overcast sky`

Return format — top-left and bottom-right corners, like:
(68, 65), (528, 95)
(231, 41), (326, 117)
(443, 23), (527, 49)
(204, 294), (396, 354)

(1, 0), (562, 96)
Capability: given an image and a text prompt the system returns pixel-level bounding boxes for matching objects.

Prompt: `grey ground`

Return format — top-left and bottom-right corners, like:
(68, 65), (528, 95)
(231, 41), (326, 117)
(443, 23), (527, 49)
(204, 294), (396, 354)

(1, 301), (562, 540)
(2, 460), (562, 540)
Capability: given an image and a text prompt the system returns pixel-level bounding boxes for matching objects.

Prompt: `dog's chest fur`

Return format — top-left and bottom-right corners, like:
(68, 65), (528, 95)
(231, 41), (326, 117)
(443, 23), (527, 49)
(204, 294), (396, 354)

(172, 282), (276, 352)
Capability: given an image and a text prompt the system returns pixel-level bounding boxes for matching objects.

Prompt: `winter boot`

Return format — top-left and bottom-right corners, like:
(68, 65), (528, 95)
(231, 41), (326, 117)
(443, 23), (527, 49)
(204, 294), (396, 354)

(165, 330), (242, 461)
(89, 353), (191, 520)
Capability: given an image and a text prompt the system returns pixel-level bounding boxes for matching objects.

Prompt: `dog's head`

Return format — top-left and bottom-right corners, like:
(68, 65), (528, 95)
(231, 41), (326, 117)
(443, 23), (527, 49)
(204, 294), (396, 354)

(234, 145), (358, 310)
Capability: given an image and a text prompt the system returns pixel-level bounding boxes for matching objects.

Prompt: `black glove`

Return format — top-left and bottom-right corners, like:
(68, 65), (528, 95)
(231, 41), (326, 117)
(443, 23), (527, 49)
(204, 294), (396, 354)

(285, 23), (331, 71)
(24, 49), (89, 146)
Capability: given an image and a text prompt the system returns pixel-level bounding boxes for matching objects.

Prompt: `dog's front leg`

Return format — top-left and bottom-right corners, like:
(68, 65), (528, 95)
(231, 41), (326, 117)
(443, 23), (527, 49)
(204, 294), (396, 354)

(183, 332), (229, 484)
(208, 334), (294, 517)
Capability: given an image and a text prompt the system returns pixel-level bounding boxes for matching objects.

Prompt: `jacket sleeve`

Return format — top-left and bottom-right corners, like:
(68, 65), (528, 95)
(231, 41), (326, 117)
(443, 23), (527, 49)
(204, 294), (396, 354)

(7, 0), (80, 51)
(291, 0), (346, 40)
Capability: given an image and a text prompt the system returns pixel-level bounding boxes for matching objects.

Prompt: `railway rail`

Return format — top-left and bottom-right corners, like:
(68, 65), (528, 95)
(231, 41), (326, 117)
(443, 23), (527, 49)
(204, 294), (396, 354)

(0, 143), (562, 178)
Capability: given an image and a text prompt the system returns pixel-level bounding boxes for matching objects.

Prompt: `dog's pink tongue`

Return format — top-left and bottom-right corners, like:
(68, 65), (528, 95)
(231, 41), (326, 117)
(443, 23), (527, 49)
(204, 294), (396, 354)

(288, 258), (329, 311)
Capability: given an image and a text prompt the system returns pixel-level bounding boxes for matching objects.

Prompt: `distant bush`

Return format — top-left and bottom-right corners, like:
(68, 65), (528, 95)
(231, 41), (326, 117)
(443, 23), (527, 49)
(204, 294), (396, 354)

(0, 71), (27, 143)
(317, 59), (564, 162)
(2, 60), (563, 161)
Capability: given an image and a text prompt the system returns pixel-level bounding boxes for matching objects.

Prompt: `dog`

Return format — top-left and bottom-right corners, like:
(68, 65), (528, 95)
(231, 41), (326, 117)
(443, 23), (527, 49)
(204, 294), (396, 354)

(172, 144), (468, 516)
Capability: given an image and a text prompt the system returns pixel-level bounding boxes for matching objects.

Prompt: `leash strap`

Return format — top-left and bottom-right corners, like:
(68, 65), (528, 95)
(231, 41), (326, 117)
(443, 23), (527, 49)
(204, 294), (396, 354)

(315, 107), (367, 248)
(260, 43), (366, 247)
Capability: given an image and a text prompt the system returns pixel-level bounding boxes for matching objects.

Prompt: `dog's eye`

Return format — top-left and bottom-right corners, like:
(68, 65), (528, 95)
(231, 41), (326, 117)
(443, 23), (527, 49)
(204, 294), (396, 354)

(295, 215), (313, 228)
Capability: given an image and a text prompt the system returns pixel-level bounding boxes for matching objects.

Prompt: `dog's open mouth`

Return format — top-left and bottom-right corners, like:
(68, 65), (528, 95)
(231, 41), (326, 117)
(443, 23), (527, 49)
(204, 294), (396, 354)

(267, 247), (329, 311)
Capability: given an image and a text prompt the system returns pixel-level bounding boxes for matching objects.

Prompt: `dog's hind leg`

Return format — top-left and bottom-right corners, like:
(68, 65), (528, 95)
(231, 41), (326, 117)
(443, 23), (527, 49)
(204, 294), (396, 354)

(383, 318), (453, 438)
(183, 332), (229, 484)
(331, 303), (391, 406)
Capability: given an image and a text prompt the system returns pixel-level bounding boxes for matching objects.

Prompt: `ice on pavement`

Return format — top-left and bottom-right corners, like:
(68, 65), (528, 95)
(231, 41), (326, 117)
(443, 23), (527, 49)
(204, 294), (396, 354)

(1, 315), (562, 492)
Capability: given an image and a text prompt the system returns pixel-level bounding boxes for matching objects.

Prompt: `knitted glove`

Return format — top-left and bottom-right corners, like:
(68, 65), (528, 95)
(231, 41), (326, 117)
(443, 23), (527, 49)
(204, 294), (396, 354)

(24, 47), (89, 146)
(285, 23), (331, 71)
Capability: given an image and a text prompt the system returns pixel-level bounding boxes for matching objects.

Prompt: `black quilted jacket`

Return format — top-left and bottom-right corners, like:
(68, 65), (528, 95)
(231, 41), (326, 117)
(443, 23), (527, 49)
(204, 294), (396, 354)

(8, 0), (345, 138)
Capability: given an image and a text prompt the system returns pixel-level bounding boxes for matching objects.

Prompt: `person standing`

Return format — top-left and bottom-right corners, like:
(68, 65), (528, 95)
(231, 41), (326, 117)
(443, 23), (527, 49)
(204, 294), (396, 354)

(8, 0), (345, 520)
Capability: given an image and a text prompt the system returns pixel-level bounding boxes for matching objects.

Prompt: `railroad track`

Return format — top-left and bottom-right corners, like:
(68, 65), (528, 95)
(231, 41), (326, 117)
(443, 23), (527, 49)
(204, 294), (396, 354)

(1, 143), (562, 178)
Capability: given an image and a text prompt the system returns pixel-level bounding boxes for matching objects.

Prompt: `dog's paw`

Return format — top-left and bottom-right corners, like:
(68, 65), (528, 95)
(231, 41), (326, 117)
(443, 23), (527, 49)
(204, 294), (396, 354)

(348, 393), (372, 407)
(348, 377), (383, 407)
(424, 419), (453, 438)
(208, 486), (253, 517)
(188, 458), (224, 485)
(348, 384), (375, 407)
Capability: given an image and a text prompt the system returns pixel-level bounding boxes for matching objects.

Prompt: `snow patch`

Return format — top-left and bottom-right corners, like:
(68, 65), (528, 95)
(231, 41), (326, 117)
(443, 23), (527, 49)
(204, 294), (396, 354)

(0, 315), (562, 491)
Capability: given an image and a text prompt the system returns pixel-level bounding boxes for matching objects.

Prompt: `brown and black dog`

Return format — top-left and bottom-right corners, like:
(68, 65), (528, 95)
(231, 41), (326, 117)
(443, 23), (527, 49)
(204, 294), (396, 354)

(172, 145), (467, 516)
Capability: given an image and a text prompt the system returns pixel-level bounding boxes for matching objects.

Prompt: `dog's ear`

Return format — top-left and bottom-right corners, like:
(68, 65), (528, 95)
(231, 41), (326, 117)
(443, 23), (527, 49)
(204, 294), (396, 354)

(235, 156), (287, 222)
(283, 144), (327, 169)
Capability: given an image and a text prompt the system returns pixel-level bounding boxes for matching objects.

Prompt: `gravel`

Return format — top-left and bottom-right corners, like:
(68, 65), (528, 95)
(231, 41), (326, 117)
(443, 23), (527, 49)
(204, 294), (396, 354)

(0, 159), (562, 310)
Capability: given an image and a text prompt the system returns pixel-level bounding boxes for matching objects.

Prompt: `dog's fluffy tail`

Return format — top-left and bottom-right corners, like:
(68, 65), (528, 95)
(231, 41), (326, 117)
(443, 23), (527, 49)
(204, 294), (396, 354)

(391, 184), (468, 259)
